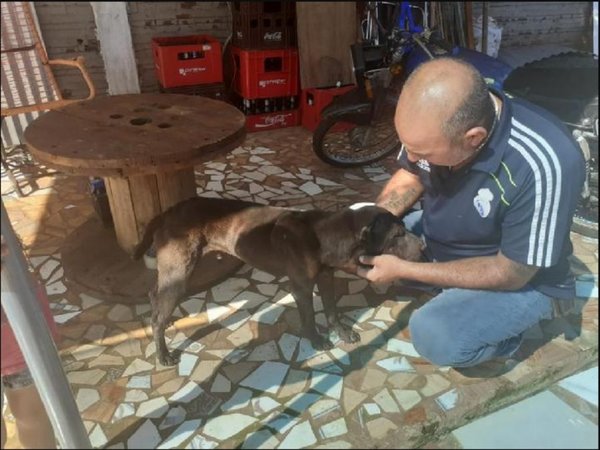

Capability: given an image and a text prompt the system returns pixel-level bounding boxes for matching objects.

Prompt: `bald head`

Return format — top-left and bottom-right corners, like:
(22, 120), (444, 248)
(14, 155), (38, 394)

(396, 57), (495, 144)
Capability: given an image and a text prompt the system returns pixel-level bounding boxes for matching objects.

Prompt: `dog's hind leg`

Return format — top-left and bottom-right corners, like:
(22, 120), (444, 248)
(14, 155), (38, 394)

(317, 268), (360, 344)
(152, 239), (198, 366)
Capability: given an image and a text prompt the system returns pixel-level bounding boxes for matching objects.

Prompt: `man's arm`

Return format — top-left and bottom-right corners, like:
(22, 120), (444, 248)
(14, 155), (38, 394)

(376, 168), (424, 216)
(358, 251), (539, 290)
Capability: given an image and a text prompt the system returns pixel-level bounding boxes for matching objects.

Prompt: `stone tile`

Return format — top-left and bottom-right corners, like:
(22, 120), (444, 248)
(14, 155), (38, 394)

(180, 298), (205, 316)
(319, 417), (348, 439)
(125, 389), (149, 403)
(279, 420), (317, 449)
(274, 292), (297, 308)
(257, 283), (278, 296)
(366, 417), (398, 440)
(157, 377), (185, 396)
(240, 361), (289, 395)
(342, 387), (367, 415)
(112, 402), (136, 422)
(158, 418), (202, 449)
(178, 353), (199, 377)
(377, 356), (416, 373)
(71, 343), (106, 361)
(248, 340), (280, 361)
(190, 360), (220, 384)
(421, 374), (451, 397)
(53, 311), (81, 323)
(315, 440), (353, 449)
(337, 293), (368, 308)
(387, 338), (421, 357)
(329, 348), (351, 366)
(107, 304), (133, 322)
(250, 302), (286, 325)
(374, 387), (401, 413)
(251, 269), (276, 283)
(122, 358), (154, 377)
(221, 387), (253, 412)
(388, 373), (419, 389)
(278, 369), (309, 399)
(360, 368), (388, 392)
(241, 429), (279, 449)
(227, 322), (255, 347)
(211, 278), (250, 303)
(296, 338), (324, 362)
(222, 361), (259, 384)
(221, 310), (251, 331)
(186, 435), (218, 449)
(263, 413), (299, 435)
(278, 333), (300, 361)
(127, 375), (152, 389)
(211, 373), (231, 393)
(46, 280), (67, 295)
(435, 388), (459, 411)
(392, 389), (422, 411)
(114, 339), (142, 357)
(344, 307), (375, 323)
(89, 424), (108, 448)
(203, 413), (258, 440)
(252, 396), (281, 416)
(310, 371), (343, 400)
(159, 406), (186, 430)
(136, 396), (169, 418)
(67, 369), (106, 385)
(284, 392), (321, 413)
(83, 324), (106, 342)
(76, 388), (100, 412)
(169, 381), (204, 404)
(127, 420), (161, 449)
(206, 302), (231, 323)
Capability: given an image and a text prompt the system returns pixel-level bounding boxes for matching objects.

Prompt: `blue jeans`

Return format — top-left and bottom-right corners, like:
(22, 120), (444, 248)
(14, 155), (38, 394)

(402, 210), (554, 367)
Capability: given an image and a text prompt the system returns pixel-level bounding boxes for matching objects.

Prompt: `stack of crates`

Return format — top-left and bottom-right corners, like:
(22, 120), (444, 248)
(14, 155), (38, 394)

(152, 34), (225, 100)
(230, 1), (300, 132)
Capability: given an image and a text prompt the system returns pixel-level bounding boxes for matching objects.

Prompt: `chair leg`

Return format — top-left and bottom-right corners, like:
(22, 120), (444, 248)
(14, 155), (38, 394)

(0, 145), (25, 198)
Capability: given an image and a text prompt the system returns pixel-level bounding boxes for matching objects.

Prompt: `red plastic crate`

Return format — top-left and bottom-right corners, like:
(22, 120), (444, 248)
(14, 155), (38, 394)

(152, 35), (223, 88)
(301, 85), (357, 131)
(245, 109), (300, 132)
(232, 46), (299, 99)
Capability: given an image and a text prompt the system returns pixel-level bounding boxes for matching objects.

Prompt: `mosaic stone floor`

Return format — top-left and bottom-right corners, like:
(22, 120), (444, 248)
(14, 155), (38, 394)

(1, 126), (598, 449)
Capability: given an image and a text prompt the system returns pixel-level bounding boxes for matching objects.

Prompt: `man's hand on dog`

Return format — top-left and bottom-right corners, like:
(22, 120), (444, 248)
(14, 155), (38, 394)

(357, 254), (411, 284)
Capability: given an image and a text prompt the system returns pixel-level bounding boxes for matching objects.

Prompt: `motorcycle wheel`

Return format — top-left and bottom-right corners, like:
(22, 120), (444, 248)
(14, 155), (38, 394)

(312, 116), (401, 167)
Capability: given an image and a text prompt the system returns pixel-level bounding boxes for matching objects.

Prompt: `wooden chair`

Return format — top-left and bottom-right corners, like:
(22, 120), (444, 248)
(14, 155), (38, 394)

(1, 1), (96, 196)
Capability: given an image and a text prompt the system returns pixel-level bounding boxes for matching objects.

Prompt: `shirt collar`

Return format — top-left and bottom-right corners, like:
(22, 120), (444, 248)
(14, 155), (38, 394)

(469, 87), (512, 173)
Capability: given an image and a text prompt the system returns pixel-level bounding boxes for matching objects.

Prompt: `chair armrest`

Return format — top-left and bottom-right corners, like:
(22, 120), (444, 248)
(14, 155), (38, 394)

(1, 56), (97, 117)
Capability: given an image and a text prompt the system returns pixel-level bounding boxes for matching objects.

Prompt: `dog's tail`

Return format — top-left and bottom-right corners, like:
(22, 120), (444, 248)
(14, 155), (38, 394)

(133, 214), (163, 260)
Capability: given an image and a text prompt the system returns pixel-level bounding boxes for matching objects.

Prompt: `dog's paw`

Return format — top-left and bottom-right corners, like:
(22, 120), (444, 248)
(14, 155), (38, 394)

(340, 329), (361, 344)
(158, 352), (179, 367)
(312, 336), (334, 351)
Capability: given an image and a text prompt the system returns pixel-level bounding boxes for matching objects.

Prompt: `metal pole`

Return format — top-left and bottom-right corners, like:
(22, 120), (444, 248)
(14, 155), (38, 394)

(1, 200), (91, 449)
(481, 2), (489, 55)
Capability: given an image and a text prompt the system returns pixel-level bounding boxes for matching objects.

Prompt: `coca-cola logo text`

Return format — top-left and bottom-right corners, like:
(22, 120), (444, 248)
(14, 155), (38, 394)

(255, 114), (291, 128)
(263, 31), (282, 41)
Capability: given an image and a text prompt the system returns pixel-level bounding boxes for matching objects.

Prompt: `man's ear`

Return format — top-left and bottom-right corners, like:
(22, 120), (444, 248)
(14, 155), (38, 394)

(465, 126), (488, 149)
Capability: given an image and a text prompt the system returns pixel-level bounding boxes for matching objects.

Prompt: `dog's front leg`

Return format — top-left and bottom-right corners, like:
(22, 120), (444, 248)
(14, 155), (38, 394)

(317, 268), (360, 344)
(290, 280), (333, 351)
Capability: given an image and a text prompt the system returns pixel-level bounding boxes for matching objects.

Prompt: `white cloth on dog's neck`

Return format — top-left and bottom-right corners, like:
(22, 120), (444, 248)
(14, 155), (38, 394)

(349, 202), (376, 210)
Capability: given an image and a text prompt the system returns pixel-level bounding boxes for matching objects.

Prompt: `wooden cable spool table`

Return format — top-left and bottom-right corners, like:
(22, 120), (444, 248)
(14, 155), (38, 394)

(23, 93), (247, 303)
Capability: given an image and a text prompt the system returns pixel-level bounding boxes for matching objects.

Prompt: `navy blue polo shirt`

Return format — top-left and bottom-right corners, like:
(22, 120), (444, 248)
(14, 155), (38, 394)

(398, 88), (586, 299)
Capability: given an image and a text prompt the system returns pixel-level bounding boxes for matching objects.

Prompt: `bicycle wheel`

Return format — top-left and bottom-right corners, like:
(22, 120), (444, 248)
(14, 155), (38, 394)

(312, 115), (401, 167)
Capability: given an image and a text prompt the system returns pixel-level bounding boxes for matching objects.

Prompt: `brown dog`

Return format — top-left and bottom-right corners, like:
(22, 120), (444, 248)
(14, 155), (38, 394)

(134, 197), (423, 366)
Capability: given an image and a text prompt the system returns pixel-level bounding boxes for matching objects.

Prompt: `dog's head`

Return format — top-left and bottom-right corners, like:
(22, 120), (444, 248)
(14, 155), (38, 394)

(350, 205), (424, 263)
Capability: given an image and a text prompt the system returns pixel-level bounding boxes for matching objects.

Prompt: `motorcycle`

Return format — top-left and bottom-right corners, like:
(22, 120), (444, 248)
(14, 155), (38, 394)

(312, 1), (598, 238)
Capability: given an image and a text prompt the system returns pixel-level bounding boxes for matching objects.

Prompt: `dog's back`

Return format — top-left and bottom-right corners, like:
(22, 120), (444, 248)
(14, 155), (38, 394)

(133, 197), (289, 260)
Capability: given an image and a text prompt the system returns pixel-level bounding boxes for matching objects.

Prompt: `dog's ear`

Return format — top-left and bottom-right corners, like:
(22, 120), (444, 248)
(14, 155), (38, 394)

(360, 213), (400, 254)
